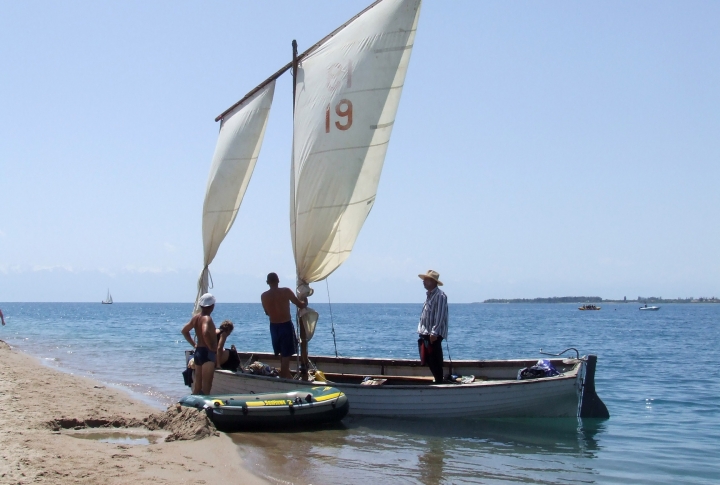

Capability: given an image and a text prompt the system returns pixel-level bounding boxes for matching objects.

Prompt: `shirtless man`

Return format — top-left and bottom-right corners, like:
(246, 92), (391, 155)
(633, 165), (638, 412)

(181, 293), (218, 395)
(0, 308), (5, 326)
(260, 273), (307, 379)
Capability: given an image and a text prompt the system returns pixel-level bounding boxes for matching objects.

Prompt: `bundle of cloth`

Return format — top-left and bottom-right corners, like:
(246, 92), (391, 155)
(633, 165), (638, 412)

(243, 361), (279, 377)
(517, 359), (560, 380)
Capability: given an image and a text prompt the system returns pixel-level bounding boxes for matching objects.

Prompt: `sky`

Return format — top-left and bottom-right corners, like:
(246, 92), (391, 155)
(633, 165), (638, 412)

(1, 1), (718, 303)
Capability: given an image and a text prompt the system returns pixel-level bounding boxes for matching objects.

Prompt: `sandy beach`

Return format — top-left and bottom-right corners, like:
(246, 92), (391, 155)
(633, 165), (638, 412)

(0, 340), (267, 485)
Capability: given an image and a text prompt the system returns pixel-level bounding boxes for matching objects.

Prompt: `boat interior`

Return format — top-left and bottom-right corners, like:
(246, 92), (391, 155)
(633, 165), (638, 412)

(232, 352), (581, 386)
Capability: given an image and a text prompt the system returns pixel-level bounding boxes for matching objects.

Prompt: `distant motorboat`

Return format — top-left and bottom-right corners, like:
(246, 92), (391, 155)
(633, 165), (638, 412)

(639, 305), (659, 311)
(101, 289), (113, 305)
(579, 304), (601, 311)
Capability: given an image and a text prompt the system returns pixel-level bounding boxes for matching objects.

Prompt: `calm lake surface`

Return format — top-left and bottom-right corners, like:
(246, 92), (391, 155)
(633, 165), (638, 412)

(1, 302), (718, 484)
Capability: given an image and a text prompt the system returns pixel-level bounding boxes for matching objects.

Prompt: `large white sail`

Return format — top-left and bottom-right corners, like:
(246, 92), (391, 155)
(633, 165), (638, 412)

(291, 0), (421, 291)
(195, 81), (276, 309)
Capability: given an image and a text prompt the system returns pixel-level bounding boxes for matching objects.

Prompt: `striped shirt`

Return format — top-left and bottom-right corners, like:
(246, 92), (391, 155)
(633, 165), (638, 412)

(417, 287), (448, 339)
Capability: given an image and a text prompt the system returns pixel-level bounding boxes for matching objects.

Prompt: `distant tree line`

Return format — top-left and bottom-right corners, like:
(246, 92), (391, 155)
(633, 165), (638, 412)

(482, 296), (719, 303)
(483, 296), (603, 303)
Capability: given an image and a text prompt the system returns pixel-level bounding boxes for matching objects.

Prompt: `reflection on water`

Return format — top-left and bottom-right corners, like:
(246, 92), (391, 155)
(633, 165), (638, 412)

(233, 417), (607, 485)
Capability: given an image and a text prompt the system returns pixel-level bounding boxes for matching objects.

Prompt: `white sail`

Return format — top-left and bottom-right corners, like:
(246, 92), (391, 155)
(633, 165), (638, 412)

(194, 81), (276, 310)
(291, 0), (421, 290)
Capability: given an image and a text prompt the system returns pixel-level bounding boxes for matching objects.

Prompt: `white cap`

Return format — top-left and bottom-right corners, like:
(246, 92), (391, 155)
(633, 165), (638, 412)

(198, 293), (216, 307)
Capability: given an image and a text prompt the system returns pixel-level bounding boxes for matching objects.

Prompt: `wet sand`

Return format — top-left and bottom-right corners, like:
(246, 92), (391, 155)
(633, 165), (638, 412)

(0, 340), (268, 484)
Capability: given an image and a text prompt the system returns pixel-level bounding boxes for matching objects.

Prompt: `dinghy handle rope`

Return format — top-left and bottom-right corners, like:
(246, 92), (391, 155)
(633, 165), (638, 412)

(445, 339), (453, 377)
(326, 279), (339, 358)
(539, 348), (584, 360)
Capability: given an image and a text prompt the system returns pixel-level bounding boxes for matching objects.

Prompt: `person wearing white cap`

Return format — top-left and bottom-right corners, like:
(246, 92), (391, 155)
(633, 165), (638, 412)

(181, 293), (218, 394)
(417, 270), (449, 383)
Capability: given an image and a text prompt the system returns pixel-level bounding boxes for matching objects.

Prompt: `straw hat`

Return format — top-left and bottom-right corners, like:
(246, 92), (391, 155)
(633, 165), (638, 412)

(418, 270), (443, 286)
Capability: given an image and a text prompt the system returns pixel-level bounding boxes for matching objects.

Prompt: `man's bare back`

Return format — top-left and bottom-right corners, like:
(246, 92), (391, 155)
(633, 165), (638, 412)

(261, 287), (304, 323)
(260, 273), (307, 379)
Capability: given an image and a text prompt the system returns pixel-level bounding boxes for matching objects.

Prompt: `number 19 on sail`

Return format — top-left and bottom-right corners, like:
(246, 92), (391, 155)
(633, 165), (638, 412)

(326, 99), (353, 132)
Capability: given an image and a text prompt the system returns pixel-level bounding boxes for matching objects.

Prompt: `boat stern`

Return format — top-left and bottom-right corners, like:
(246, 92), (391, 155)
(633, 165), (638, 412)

(579, 355), (610, 418)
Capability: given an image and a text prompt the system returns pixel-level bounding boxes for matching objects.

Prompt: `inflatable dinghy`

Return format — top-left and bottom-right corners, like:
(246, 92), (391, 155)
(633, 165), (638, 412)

(179, 386), (349, 430)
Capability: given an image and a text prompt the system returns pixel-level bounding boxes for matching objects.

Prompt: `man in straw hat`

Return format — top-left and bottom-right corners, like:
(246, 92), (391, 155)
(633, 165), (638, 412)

(181, 293), (218, 394)
(417, 270), (449, 383)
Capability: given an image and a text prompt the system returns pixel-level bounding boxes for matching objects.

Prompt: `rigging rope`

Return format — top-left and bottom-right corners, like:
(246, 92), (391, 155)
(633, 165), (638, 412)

(326, 279), (339, 358)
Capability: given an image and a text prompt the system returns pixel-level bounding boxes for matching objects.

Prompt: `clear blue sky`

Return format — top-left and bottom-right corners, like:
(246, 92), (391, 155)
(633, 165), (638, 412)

(1, 1), (718, 303)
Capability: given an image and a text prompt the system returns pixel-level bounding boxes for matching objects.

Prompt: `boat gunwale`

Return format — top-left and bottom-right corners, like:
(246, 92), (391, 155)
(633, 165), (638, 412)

(215, 363), (581, 391)
(233, 351), (576, 369)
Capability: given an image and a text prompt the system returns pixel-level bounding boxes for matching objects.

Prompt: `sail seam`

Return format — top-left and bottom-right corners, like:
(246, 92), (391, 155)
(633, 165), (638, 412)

(374, 44), (414, 54)
(309, 140), (389, 157)
(371, 121), (394, 129)
(296, 195), (375, 216)
(344, 85), (404, 96)
(221, 157), (258, 162)
(204, 209), (239, 214)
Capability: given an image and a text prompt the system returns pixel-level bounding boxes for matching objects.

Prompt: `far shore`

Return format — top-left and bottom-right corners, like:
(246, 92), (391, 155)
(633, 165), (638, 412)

(0, 339), (268, 485)
(479, 298), (719, 304)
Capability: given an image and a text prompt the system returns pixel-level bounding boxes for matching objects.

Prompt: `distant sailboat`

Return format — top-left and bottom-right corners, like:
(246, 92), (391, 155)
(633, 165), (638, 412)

(102, 289), (113, 305)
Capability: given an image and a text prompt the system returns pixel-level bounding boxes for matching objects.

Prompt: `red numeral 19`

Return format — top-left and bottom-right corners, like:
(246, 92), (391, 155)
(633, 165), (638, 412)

(326, 98), (353, 133)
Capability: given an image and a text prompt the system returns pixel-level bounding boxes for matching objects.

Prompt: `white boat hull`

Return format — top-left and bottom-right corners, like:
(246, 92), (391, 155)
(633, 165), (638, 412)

(210, 354), (587, 418)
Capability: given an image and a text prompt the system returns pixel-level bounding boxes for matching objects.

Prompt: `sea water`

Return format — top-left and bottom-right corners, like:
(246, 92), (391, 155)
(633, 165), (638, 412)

(1, 302), (718, 484)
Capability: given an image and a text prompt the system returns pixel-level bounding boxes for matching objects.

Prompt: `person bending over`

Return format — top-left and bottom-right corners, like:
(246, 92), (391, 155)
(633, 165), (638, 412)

(260, 273), (307, 379)
(216, 320), (235, 368)
(181, 293), (218, 395)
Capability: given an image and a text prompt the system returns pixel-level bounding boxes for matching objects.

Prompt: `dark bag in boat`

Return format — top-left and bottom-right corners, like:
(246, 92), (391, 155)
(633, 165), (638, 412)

(182, 349), (195, 387)
(517, 359), (560, 380)
(221, 348), (241, 372)
(182, 367), (193, 387)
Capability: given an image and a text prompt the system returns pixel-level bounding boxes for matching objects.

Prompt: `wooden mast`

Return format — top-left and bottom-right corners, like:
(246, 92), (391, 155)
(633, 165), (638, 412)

(291, 39), (310, 382)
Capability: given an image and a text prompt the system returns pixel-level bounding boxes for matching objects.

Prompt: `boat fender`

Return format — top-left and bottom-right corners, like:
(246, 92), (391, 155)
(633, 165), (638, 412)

(241, 404), (248, 416)
(288, 404), (295, 415)
(331, 399), (336, 409)
(305, 394), (313, 403)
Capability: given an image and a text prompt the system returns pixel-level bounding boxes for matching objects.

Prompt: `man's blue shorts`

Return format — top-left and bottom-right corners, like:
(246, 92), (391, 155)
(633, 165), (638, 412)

(194, 346), (216, 366)
(270, 321), (297, 358)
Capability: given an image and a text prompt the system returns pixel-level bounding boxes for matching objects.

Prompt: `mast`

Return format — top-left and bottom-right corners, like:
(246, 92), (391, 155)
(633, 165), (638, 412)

(292, 39), (310, 382)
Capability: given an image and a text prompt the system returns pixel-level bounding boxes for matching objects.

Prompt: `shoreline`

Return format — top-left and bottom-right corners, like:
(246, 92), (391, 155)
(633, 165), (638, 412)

(0, 339), (268, 485)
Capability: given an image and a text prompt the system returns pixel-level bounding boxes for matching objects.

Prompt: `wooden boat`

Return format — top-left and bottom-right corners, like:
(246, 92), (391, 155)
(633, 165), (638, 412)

(578, 304), (600, 310)
(190, 0), (609, 421)
(179, 386), (348, 430)
(209, 352), (608, 419)
(639, 305), (660, 311)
